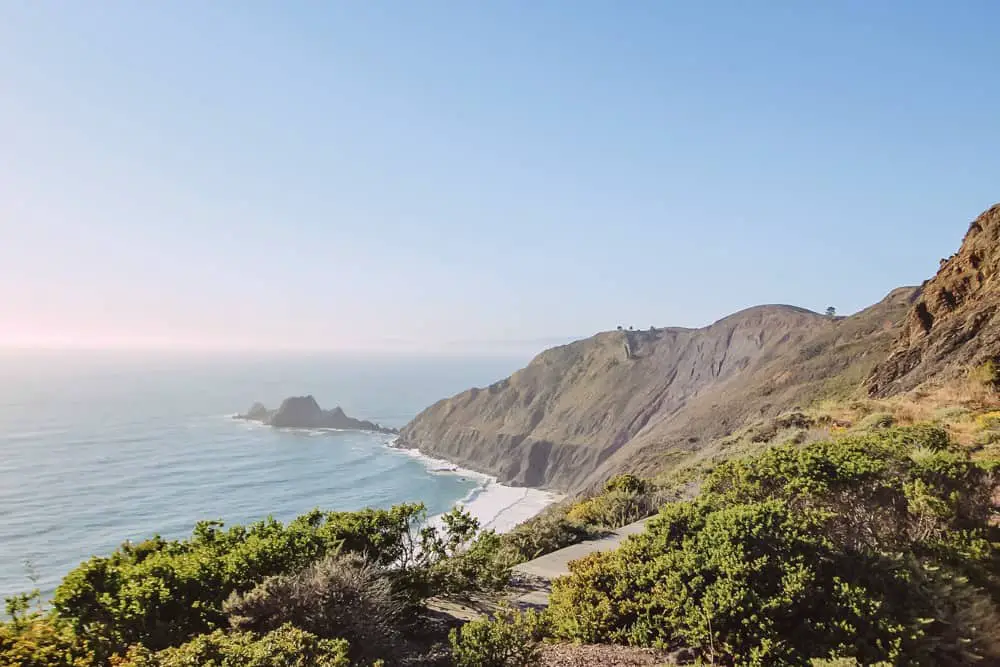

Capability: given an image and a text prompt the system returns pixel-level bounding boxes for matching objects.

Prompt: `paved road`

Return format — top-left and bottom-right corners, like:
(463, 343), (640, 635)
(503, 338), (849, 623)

(425, 516), (655, 619)
(512, 516), (653, 608)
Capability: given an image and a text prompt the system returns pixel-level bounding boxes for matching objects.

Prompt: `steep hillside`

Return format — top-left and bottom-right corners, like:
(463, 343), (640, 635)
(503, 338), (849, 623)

(399, 289), (916, 491)
(868, 204), (1000, 396)
(401, 202), (1000, 494)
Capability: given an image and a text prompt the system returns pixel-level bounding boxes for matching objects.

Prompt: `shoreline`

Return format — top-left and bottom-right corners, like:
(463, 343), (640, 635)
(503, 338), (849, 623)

(388, 440), (563, 533)
(234, 418), (562, 533)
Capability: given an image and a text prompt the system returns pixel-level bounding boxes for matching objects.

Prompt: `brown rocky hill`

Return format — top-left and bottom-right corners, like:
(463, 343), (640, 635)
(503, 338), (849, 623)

(398, 288), (916, 492)
(867, 203), (1000, 397)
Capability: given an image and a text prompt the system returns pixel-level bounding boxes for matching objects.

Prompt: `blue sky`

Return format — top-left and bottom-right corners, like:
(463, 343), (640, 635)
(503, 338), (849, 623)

(1, 1), (997, 352)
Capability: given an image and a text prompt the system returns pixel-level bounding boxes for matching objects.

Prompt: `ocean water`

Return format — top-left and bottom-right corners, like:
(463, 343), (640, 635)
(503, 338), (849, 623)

(0, 350), (540, 600)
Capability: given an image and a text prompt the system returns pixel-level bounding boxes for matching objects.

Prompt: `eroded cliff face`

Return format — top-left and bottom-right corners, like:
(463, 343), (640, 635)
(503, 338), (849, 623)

(868, 204), (1000, 397)
(399, 293), (914, 492)
(398, 204), (1000, 493)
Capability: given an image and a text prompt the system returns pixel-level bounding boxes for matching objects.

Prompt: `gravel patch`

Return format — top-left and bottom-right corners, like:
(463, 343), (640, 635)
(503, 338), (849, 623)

(538, 643), (677, 666)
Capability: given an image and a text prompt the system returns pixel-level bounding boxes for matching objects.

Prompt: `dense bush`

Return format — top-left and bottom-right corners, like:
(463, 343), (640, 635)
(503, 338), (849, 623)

(602, 473), (649, 494)
(976, 410), (1000, 431)
(705, 425), (993, 559)
(39, 502), (504, 663)
(52, 504), (424, 656)
(449, 608), (547, 667)
(565, 488), (654, 528)
(1, 592), (96, 667)
(969, 360), (1000, 391)
(564, 473), (664, 531)
(855, 411), (895, 430)
(427, 530), (516, 596)
(548, 426), (1000, 665)
(497, 476), (666, 565)
(115, 624), (350, 667)
(499, 513), (593, 562)
(225, 553), (405, 664)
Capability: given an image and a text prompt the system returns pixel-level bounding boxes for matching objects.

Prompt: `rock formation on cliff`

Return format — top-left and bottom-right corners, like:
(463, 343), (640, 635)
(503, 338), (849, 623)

(237, 396), (398, 434)
(867, 204), (1000, 396)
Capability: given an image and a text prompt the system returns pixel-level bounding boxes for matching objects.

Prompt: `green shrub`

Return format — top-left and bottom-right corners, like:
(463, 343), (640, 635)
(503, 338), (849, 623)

(933, 406), (971, 422)
(45, 501), (510, 662)
(782, 429), (808, 445)
(1, 592), (95, 667)
(969, 360), (1000, 390)
(564, 475), (663, 531)
(552, 501), (904, 663)
(748, 422), (779, 443)
(603, 473), (648, 495)
(706, 426), (994, 556)
(224, 554), (405, 664)
(976, 410), (1000, 431)
(499, 513), (593, 562)
(52, 503), (427, 655)
(387, 507), (518, 599)
(547, 427), (1000, 665)
(449, 608), (547, 667)
(566, 489), (654, 528)
(428, 530), (516, 596)
(116, 624), (350, 667)
(856, 412), (895, 430)
(973, 429), (1000, 449)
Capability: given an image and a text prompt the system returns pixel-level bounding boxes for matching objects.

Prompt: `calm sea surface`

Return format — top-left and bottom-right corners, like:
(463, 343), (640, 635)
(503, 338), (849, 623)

(0, 350), (527, 599)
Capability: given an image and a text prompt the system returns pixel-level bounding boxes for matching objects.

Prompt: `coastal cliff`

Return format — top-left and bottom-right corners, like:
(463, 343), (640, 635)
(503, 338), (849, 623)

(398, 288), (916, 492)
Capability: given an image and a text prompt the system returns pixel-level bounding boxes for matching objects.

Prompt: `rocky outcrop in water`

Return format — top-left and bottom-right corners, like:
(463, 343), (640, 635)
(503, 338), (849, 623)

(237, 396), (398, 434)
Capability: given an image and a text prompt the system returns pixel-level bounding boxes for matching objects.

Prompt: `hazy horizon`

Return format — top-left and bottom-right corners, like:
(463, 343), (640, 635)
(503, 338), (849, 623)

(0, 336), (577, 356)
(0, 296), (903, 354)
(3, 2), (998, 352)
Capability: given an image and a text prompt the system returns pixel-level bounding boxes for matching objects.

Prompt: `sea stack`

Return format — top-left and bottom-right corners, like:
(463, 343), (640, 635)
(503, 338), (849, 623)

(237, 395), (398, 434)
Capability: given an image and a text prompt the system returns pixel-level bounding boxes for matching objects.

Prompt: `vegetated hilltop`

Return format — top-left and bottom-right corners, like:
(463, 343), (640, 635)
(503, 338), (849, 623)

(399, 206), (1000, 493)
(868, 203), (1000, 396)
(399, 289), (917, 492)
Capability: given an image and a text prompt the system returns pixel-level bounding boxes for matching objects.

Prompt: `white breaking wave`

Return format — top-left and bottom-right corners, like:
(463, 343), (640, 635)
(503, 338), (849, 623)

(387, 441), (562, 533)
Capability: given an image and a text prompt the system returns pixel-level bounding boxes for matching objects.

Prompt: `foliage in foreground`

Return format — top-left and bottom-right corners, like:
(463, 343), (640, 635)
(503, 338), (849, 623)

(224, 553), (405, 664)
(565, 474), (661, 528)
(2, 502), (510, 665)
(115, 624), (350, 667)
(0, 592), (95, 667)
(548, 425), (1000, 666)
(497, 473), (666, 566)
(498, 512), (595, 563)
(51, 504), (423, 657)
(449, 608), (547, 667)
